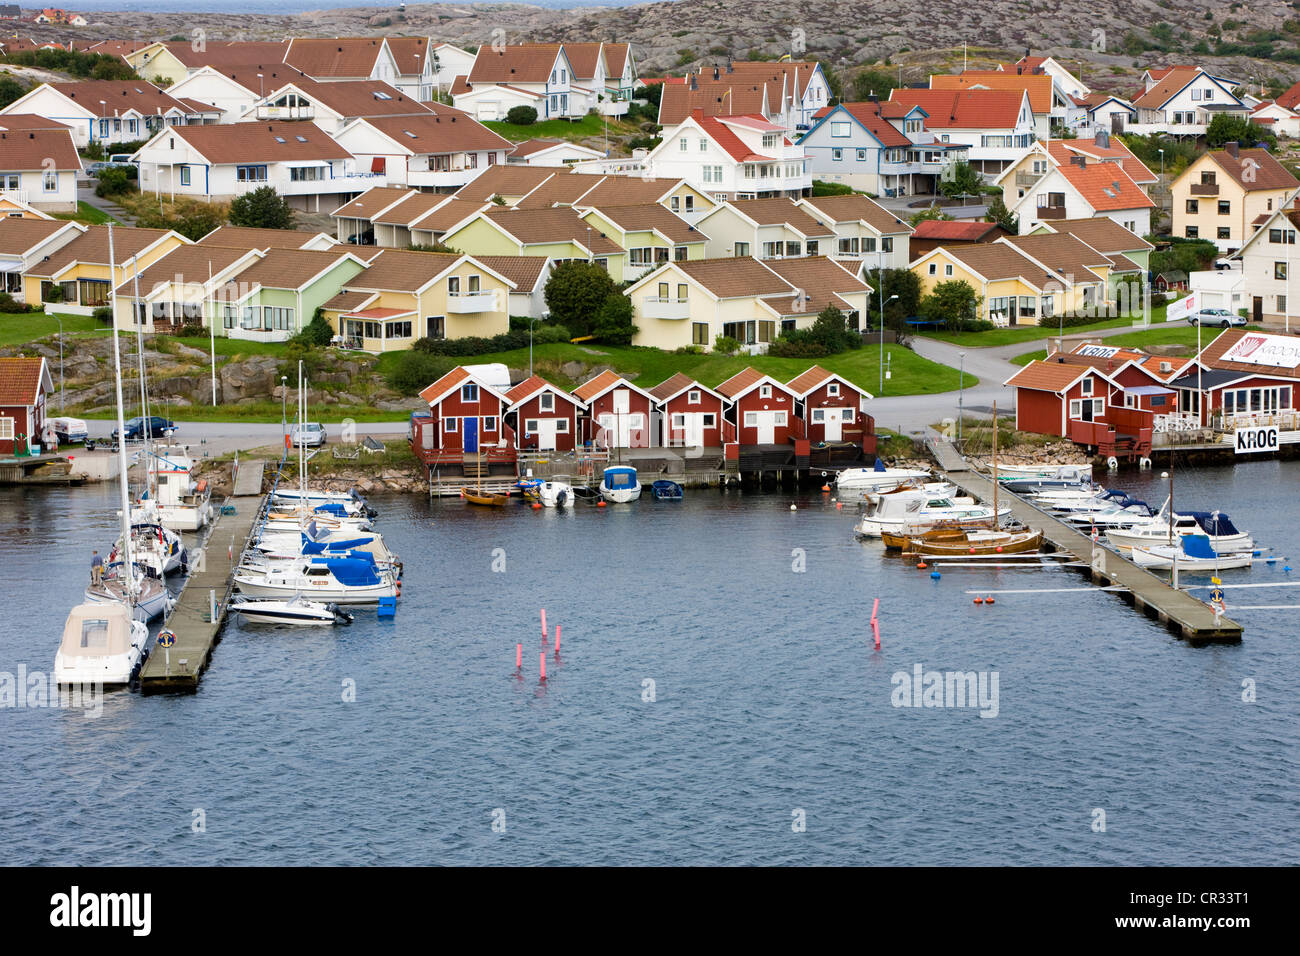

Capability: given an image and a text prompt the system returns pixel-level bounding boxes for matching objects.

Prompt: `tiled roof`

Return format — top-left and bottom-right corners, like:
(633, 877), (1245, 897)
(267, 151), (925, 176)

(671, 256), (793, 299)
(167, 122), (350, 164)
(932, 72), (1054, 114)
(727, 198), (833, 236)
(581, 203), (703, 243)
(786, 364), (843, 395)
(658, 79), (768, 124)
(217, 248), (356, 291)
(343, 249), (462, 292)
(0, 356), (48, 407)
(198, 226), (331, 250)
(647, 371), (698, 402)
(113, 244), (253, 296)
(0, 113), (70, 131)
(162, 39), (289, 70)
(453, 164), (555, 202)
(760, 290), (858, 317)
(562, 42), (604, 81)
(269, 78), (432, 119)
(1004, 359), (1094, 392)
(472, 255), (549, 290)
(363, 108), (512, 153)
(31, 225), (176, 277)
(1132, 67), (1201, 109)
(761, 255), (870, 297)
(284, 37), (389, 79)
(0, 217), (77, 255)
(911, 219), (1001, 241)
(478, 207), (623, 254)
(692, 112), (784, 162)
(1053, 156), (1154, 211)
(1001, 234), (1110, 285)
(603, 43), (630, 79)
(572, 368), (632, 402)
(372, 190), (450, 227)
(888, 88), (1026, 129)
(1047, 137), (1156, 183)
(1205, 147), (1299, 192)
(386, 36), (432, 76)
(508, 138), (566, 158)
(0, 128), (79, 171)
(322, 289), (375, 312)
(800, 193), (910, 234)
(820, 101), (911, 148)
(941, 243), (1058, 286)
(565, 175), (691, 207)
(469, 43), (563, 84)
(1277, 79), (1300, 111)
(715, 366), (796, 399)
(419, 365), (471, 404)
(1044, 217), (1153, 253)
(1197, 327), (1300, 380)
(49, 79), (207, 115)
(410, 197), (483, 233)
(331, 186), (414, 220)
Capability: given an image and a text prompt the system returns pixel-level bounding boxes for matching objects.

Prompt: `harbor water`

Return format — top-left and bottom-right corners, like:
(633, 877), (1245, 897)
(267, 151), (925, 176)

(1, 458), (1297, 865)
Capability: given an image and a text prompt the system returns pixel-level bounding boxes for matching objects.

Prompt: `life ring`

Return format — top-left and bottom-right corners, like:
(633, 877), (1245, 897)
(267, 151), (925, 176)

(1106, 456), (1118, 470)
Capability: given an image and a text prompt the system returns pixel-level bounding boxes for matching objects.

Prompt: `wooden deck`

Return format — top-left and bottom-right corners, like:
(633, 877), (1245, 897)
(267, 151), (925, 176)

(945, 469), (1243, 643)
(139, 496), (262, 693)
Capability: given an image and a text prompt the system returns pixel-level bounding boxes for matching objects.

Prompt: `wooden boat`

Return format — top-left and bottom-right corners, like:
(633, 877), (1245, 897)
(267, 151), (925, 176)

(904, 529), (1044, 556)
(651, 480), (683, 501)
(880, 525), (969, 550)
(461, 487), (510, 506)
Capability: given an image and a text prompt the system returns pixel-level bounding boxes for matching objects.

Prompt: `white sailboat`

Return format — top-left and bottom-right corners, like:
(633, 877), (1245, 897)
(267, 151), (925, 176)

(113, 514), (187, 578)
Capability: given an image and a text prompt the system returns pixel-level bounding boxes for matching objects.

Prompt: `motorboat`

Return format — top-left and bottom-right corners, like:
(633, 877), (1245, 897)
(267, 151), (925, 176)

(515, 478), (544, 499)
(537, 480), (572, 507)
(1105, 503), (1253, 553)
(263, 509), (373, 533)
(84, 563), (172, 622)
(866, 480), (967, 505)
(232, 595), (353, 626)
(1130, 534), (1254, 571)
(273, 487), (376, 518)
(600, 466), (641, 503)
(146, 444), (213, 531)
(991, 460), (1092, 478)
(1000, 465), (1095, 493)
(234, 553), (397, 604)
(652, 480), (684, 501)
(252, 521), (399, 571)
(854, 490), (1011, 538)
(834, 458), (932, 494)
(54, 601), (149, 687)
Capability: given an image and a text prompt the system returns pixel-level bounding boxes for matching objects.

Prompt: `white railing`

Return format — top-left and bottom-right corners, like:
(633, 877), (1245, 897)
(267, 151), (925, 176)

(226, 326), (293, 342)
(641, 295), (690, 319)
(445, 291), (498, 313)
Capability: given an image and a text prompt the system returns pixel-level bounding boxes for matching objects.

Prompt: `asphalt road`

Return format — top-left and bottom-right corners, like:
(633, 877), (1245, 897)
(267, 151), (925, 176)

(84, 419), (410, 458)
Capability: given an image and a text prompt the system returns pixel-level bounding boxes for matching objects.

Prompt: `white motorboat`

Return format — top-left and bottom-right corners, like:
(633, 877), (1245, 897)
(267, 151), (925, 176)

(854, 490), (1012, 538)
(273, 487), (376, 517)
(991, 460), (1092, 478)
(252, 522), (399, 571)
(999, 464), (1095, 492)
(146, 444), (214, 531)
(54, 601), (150, 686)
(537, 479), (573, 507)
(1130, 534), (1254, 571)
(865, 480), (967, 504)
(835, 459), (933, 494)
(262, 510), (373, 534)
(600, 466), (641, 503)
(234, 554), (397, 604)
(232, 595), (353, 626)
(1105, 502), (1254, 553)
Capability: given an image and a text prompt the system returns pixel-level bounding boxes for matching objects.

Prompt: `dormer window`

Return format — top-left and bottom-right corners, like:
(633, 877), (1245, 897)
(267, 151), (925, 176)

(827, 383), (840, 396)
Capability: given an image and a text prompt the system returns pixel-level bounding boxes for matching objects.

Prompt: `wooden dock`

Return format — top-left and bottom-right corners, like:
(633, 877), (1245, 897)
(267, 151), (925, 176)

(139, 467), (266, 693)
(944, 469), (1243, 643)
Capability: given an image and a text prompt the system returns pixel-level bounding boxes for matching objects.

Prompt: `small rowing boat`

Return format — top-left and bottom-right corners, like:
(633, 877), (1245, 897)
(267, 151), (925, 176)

(462, 487), (510, 506)
(904, 529), (1044, 556)
(651, 480), (683, 501)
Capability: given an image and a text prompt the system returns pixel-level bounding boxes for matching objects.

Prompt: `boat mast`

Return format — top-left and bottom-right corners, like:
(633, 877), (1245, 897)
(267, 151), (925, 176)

(106, 224), (136, 606)
(299, 359), (307, 516)
(131, 254), (154, 503)
(992, 400), (998, 529)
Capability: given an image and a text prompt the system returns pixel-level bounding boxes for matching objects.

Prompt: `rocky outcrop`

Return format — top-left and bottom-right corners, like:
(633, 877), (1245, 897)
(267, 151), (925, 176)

(218, 356), (280, 403)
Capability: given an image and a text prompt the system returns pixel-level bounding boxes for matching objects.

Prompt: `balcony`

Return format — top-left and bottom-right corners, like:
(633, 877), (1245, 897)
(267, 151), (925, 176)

(278, 171), (388, 195)
(1016, 170), (1044, 187)
(446, 291), (499, 313)
(256, 105), (314, 121)
(407, 167), (480, 189)
(641, 295), (690, 320)
(1190, 183), (1219, 196)
(1036, 205), (1067, 220)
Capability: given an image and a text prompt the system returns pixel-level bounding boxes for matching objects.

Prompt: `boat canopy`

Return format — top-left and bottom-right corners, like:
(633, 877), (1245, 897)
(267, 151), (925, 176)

(314, 556), (382, 587)
(302, 536), (373, 555)
(1187, 511), (1241, 537)
(58, 603), (135, 659)
(1181, 535), (1219, 560)
(873, 457), (887, 472)
(604, 466), (638, 489)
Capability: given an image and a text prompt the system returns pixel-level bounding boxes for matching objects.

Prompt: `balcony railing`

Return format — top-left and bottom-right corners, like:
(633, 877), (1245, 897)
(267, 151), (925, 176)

(256, 105), (314, 120)
(641, 295), (690, 319)
(1016, 171), (1044, 187)
(1190, 183), (1219, 196)
(1036, 205), (1067, 220)
(445, 291), (499, 313)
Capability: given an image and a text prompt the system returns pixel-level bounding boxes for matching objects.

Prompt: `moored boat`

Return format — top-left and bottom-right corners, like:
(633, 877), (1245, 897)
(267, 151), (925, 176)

(54, 601), (150, 687)
(835, 458), (932, 494)
(461, 487), (510, 506)
(904, 529), (1044, 556)
(600, 466), (641, 503)
(652, 479), (684, 501)
(537, 480), (572, 507)
(232, 595), (353, 626)
(854, 490), (1011, 538)
(1129, 534), (1254, 571)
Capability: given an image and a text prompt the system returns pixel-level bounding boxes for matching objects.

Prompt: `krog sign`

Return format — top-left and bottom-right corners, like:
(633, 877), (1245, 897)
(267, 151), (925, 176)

(1234, 424), (1279, 454)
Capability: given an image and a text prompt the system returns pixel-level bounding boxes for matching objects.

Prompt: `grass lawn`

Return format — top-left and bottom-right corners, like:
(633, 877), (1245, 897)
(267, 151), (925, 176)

(53, 201), (118, 225)
(1010, 321), (1214, 366)
(170, 335), (295, 359)
(0, 312), (106, 346)
(378, 341), (974, 396)
(483, 114), (638, 143)
(101, 400), (415, 424)
(917, 304), (1168, 347)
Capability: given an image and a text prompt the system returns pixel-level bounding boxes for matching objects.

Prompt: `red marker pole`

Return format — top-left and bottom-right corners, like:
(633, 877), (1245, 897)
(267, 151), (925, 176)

(539, 652), (547, 682)
(540, 607), (547, 641)
(554, 624), (561, 655)
(515, 643), (522, 670)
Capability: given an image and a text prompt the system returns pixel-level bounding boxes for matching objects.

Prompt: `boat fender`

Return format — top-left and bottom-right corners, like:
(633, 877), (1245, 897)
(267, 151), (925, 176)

(985, 596), (995, 605)
(1107, 456), (1119, 470)
(974, 597), (983, 604)
(1139, 458), (1151, 470)
(195, 479), (208, 493)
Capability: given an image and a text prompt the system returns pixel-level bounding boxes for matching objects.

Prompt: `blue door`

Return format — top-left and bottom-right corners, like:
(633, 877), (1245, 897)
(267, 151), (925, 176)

(463, 417), (478, 453)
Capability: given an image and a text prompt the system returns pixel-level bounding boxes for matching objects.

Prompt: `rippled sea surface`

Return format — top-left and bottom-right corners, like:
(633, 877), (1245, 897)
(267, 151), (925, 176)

(1, 459), (1297, 865)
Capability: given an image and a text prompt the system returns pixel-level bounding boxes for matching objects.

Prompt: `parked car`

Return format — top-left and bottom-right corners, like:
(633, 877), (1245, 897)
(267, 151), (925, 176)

(48, 416), (89, 444)
(1187, 308), (1245, 328)
(290, 422), (327, 448)
(82, 162), (111, 178)
(107, 153), (138, 166)
(112, 416), (176, 441)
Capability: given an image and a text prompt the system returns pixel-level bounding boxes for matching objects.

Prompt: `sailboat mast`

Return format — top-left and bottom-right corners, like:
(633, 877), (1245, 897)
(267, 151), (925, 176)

(106, 224), (135, 602)
(992, 401), (998, 528)
(131, 255), (153, 500)
(1168, 450), (1174, 545)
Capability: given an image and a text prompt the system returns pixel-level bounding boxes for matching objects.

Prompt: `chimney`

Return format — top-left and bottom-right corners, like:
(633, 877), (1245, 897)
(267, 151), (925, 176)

(1071, 154), (1087, 168)
(868, 93), (878, 104)
(713, 66), (720, 80)
(689, 74), (698, 91)
(1225, 141), (1239, 158)
(1094, 128), (1109, 148)
(726, 57), (733, 74)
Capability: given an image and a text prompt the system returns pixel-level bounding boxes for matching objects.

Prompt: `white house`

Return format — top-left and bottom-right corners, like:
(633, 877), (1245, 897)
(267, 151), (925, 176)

(1224, 203), (1300, 324)
(646, 110), (809, 201)
(999, 54), (1091, 100)
(247, 78), (435, 136)
(333, 109), (511, 192)
(0, 80), (220, 149)
(455, 43), (583, 121)
(796, 193), (912, 269)
(1250, 101), (1300, 139)
(563, 42), (636, 117)
(0, 128), (82, 213)
(506, 138), (604, 167)
(693, 197), (834, 260)
(1130, 67), (1249, 137)
(133, 121), (379, 212)
(659, 61), (832, 131)
(167, 67), (261, 125)
(888, 88), (1035, 178)
(997, 139), (1154, 236)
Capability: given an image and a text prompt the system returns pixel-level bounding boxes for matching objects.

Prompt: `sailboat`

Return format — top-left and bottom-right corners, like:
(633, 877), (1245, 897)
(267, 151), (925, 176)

(146, 443), (214, 531)
(74, 222), (171, 636)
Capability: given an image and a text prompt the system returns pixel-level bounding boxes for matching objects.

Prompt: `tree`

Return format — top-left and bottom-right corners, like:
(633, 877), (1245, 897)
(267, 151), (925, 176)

(920, 280), (981, 327)
(592, 293), (636, 345)
(1206, 113), (1277, 151)
(908, 204), (953, 227)
(851, 67), (897, 101)
(293, 308), (335, 347)
(0, 77), (25, 110)
(94, 165), (133, 198)
(985, 196), (1019, 234)
(506, 105), (538, 126)
(229, 185), (295, 230)
(543, 261), (617, 337)
(939, 161), (986, 200)
(808, 304), (860, 352)
(864, 267), (922, 325)
(134, 198), (228, 241)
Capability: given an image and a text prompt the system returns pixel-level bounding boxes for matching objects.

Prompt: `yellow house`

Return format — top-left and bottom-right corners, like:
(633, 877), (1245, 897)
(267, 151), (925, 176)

(0, 195), (54, 220)
(124, 42), (192, 86)
(626, 255), (873, 352)
(439, 206), (628, 282)
(321, 249), (513, 352)
(25, 225), (190, 315)
(576, 202), (708, 282)
(1171, 144), (1300, 253)
(911, 234), (1109, 326)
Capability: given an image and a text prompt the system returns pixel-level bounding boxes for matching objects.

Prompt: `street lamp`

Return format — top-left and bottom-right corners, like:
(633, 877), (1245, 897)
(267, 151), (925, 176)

(879, 292), (898, 394)
(54, 315), (63, 413)
(281, 375), (288, 441)
(958, 351), (966, 445)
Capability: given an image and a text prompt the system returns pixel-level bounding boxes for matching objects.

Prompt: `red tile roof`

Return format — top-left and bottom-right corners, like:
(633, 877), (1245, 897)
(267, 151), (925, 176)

(820, 101), (911, 148)
(0, 356), (48, 407)
(469, 43), (563, 85)
(1054, 156), (1154, 212)
(932, 72), (1054, 114)
(888, 88), (1027, 129)
(1004, 359), (1094, 392)
(910, 219), (1001, 241)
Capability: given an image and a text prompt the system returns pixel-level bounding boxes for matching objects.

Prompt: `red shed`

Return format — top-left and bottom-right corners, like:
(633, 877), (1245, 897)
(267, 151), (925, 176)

(0, 357), (52, 456)
(572, 369), (655, 449)
(648, 372), (727, 448)
(716, 367), (800, 446)
(415, 365), (515, 459)
(505, 374), (584, 452)
(786, 364), (874, 446)
(1004, 359), (1151, 459)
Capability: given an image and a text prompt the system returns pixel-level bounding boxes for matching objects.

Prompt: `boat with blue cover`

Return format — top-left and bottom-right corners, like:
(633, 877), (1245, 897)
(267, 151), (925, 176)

(651, 480), (683, 500)
(1130, 533), (1254, 571)
(600, 466), (641, 503)
(234, 552), (398, 603)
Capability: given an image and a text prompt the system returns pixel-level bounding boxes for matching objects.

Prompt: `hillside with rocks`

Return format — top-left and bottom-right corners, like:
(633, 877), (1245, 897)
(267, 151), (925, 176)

(22, 1), (1300, 95)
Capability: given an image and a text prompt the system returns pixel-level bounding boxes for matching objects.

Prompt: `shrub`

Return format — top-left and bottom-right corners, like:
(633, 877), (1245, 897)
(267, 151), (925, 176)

(412, 329), (535, 356)
(767, 334), (828, 358)
(713, 334), (741, 355)
(0, 291), (32, 313)
(292, 309), (334, 348)
(92, 306), (113, 325)
(533, 323), (572, 344)
(229, 185), (295, 230)
(1038, 312), (1107, 329)
(95, 165), (134, 197)
(592, 294), (636, 345)
(505, 105), (538, 125)
(384, 351), (457, 396)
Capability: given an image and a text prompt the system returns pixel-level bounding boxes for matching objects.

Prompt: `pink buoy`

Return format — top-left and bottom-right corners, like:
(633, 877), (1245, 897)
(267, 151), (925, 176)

(871, 619), (881, 649)
(515, 643), (522, 669)
(539, 652), (547, 682)
(870, 597), (879, 623)
(540, 607), (547, 640)
(554, 623), (561, 655)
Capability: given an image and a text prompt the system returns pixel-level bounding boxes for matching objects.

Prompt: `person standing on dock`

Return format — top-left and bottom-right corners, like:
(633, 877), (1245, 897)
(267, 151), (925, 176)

(90, 550), (103, 587)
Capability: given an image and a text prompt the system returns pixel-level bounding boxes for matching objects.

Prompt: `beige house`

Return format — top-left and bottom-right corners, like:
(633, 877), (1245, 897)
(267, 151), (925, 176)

(1171, 144), (1299, 253)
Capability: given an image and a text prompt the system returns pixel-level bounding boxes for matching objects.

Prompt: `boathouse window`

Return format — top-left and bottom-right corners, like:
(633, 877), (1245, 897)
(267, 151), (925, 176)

(555, 419), (568, 432)
(759, 384), (772, 398)
(1081, 378), (1093, 396)
(688, 389), (701, 405)
(744, 412), (757, 426)
(524, 420), (537, 434)
(1069, 400), (1082, 419)
(702, 413), (716, 428)
(539, 392), (554, 412)
(461, 383), (478, 402)
(774, 411), (788, 426)
(812, 409), (825, 422)
(844, 408), (855, 422)
(482, 416), (496, 432)
(672, 414), (686, 428)
(828, 383), (840, 396)
(0, 417), (13, 440)
(444, 418), (457, 432)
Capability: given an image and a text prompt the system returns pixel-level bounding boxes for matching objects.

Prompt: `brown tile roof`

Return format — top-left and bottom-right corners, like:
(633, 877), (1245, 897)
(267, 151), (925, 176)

(113, 244), (253, 296)
(419, 365), (470, 404)
(572, 368), (628, 402)
(410, 197), (484, 233)
(217, 248), (357, 291)
(912, 219), (1002, 241)
(169, 122), (350, 164)
(760, 290), (858, 317)
(932, 72), (1054, 114)
(562, 42), (604, 81)
(284, 37), (390, 79)
(0, 128), (80, 171)
(322, 289), (375, 312)
(332, 186), (415, 220)
(943, 243), (1062, 287)
(342, 248), (463, 292)
(472, 255), (549, 290)
(32, 225), (176, 277)
(162, 40), (289, 70)
(1001, 233), (1111, 280)
(508, 138), (566, 158)
(1004, 359), (1095, 392)
(505, 373), (583, 406)
(49, 79), (208, 116)
(715, 366), (769, 398)
(581, 203), (703, 243)
(1132, 67), (1201, 109)
(0, 113), (70, 131)
(386, 36), (432, 76)
(453, 164), (556, 202)
(671, 256), (793, 299)
(761, 255), (870, 297)
(888, 88), (1027, 129)
(603, 43), (630, 79)
(364, 109), (512, 153)
(478, 207), (623, 254)
(786, 364), (840, 395)
(801, 193), (910, 234)
(198, 226), (331, 250)
(1043, 217), (1153, 253)
(564, 175), (689, 207)
(727, 198), (834, 237)
(469, 43), (564, 85)
(647, 371), (698, 402)
(513, 171), (606, 208)
(270, 78), (432, 119)
(0, 217), (78, 256)
(371, 190), (450, 227)
(1205, 147), (1299, 192)
(658, 81), (769, 124)
(0, 356), (48, 407)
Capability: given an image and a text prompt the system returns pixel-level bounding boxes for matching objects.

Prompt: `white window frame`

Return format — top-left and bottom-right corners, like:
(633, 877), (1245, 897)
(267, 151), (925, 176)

(444, 417), (458, 433)
(759, 384), (772, 398)
(539, 392), (554, 412)
(687, 389), (701, 405)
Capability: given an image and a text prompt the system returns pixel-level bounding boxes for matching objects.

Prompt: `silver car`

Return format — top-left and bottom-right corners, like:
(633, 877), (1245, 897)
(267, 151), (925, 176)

(289, 422), (327, 447)
(1188, 308), (1246, 328)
